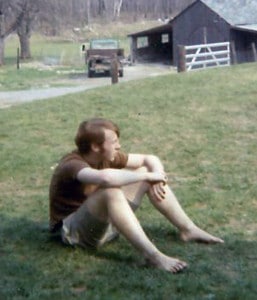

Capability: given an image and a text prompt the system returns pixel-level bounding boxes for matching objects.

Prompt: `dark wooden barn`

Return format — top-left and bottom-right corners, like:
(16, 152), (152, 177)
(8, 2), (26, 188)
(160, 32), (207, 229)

(128, 0), (257, 66)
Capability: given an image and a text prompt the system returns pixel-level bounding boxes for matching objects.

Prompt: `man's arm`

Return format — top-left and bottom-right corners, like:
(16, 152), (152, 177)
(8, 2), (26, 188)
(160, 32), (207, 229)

(126, 153), (165, 173)
(126, 154), (168, 202)
(77, 166), (166, 187)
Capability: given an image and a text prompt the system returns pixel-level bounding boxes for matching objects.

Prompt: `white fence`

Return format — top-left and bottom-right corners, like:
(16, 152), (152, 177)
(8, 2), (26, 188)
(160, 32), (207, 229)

(179, 42), (230, 72)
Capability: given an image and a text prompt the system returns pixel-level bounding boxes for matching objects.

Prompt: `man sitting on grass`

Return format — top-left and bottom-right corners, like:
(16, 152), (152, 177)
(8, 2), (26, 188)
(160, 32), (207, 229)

(49, 118), (224, 274)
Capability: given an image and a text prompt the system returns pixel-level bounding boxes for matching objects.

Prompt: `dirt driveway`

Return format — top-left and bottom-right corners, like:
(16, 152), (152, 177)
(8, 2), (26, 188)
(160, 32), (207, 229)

(0, 64), (175, 109)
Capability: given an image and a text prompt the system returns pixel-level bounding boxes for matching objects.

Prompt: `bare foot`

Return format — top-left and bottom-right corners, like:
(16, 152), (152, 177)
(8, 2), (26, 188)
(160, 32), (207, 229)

(180, 225), (224, 244)
(146, 252), (187, 274)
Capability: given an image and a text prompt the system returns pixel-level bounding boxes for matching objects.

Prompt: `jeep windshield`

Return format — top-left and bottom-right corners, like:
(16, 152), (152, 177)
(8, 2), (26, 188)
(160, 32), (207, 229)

(90, 39), (119, 49)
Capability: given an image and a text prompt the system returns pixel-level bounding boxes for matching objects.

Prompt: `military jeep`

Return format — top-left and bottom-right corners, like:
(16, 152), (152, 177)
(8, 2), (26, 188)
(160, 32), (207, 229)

(86, 39), (124, 78)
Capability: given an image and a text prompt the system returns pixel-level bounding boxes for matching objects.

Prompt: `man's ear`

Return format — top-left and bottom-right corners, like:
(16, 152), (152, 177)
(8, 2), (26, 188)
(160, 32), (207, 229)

(91, 143), (100, 153)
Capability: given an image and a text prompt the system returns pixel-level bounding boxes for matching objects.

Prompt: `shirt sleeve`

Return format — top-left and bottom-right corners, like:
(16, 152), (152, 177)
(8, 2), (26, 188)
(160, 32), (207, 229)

(61, 158), (89, 180)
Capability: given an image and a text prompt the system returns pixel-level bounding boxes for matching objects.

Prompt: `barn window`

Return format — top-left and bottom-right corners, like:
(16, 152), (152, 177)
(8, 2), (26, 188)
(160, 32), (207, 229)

(162, 34), (169, 44)
(137, 36), (149, 48)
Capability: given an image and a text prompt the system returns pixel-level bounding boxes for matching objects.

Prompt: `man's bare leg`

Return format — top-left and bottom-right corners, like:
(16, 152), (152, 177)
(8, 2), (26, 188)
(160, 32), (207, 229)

(85, 188), (187, 273)
(147, 184), (224, 244)
(121, 167), (223, 244)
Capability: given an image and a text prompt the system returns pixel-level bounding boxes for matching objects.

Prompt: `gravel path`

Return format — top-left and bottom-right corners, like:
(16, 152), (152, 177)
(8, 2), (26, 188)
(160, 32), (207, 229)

(0, 86), (94, 106)
(0, 64), (174, 109)
(0, 85), (109, 109)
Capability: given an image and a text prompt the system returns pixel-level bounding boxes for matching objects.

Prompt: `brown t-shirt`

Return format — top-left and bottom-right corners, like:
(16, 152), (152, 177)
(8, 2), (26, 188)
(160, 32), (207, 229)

(49, 150), (128, 232)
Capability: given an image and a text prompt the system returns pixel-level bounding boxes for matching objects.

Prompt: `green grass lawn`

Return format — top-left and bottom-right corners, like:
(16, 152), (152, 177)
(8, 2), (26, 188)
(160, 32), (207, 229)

(1, 34), (86, 91)
(0, 62), (257, 299)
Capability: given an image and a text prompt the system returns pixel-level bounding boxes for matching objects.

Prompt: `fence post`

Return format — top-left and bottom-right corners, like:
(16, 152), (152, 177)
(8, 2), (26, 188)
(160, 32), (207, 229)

(17, 48), (20, 70)
(177, 45), (186, 72)
(110, 57), (119, 84)
(251, 42), (257, 62)
(230, 41), (237, 64)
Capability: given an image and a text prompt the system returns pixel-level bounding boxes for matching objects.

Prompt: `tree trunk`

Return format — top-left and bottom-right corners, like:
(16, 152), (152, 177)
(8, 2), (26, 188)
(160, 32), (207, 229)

(86, 0), (91, 26)
(113, 0), (123, 21)
(18, 34), (31, 59)
(17, 12), (32, 60)
(0, 37), (4, 66)
(97, 0), (105, 17)
(0, 12), (4, 66)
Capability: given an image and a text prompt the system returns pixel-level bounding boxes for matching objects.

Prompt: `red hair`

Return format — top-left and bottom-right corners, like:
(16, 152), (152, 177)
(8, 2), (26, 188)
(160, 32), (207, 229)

(75, 118), (120, 154)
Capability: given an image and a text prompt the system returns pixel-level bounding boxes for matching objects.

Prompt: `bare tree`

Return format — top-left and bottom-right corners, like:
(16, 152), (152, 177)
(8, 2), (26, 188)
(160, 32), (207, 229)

(31, 0), (195, 35)
(113, 0), (123, 21)
(16, 0), (39, 59)
(0, 0), (26, 66)
(86, 0), (91, 26)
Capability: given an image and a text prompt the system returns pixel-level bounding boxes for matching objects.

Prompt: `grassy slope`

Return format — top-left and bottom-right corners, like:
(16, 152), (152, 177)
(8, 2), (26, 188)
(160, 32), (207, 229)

(0, 63), (257, 299)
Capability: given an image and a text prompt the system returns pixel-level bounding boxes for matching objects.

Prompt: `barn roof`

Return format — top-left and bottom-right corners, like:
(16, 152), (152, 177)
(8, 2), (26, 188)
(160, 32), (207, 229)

(128, 23), (172, 37)
(128, 0), (257, 38)
(201, 0), (257, 26)
(233, 24), (257, 33)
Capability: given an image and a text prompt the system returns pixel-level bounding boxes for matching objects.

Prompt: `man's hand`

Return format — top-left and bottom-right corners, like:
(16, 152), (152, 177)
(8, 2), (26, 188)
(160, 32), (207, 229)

(146, 172), (168, 202)
(146, 171), (167, 184)
(149, 182), (167, 202)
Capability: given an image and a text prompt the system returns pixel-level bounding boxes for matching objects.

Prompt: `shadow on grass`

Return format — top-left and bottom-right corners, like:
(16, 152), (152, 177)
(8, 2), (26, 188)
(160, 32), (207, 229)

(0, 213), (135, 263)
(1, 213), (257, 299)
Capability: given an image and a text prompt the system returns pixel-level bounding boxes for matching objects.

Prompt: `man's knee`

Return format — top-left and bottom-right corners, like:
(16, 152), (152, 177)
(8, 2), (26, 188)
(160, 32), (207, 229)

(85, 188), (125, 222)
(100, 187), (125, 201)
